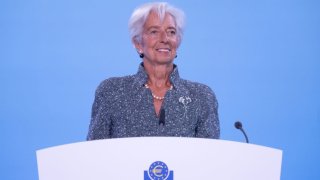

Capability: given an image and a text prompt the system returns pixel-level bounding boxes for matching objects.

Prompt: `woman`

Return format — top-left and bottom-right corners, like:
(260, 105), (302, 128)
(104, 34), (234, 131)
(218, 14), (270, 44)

(87, 2), (220, 140)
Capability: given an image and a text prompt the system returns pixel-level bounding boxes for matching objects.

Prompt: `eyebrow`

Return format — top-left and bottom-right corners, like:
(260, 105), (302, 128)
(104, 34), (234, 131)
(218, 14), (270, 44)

(146, 26), (176, 30)
(146, 26), (160, 30)
(167, 27), (176, 30)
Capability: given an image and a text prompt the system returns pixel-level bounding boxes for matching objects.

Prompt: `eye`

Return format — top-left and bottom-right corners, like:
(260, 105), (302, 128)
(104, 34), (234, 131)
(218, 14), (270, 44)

(150, 30), (158, 35)
(167, 29), (176, 36)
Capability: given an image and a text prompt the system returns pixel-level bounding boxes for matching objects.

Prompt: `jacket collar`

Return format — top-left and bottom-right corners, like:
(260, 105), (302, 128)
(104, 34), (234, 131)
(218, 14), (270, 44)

(133, 63), (181, 89)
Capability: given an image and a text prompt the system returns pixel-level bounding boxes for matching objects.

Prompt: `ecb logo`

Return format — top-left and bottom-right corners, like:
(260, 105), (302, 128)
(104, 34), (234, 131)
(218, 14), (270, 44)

(144, 161), (173, 180)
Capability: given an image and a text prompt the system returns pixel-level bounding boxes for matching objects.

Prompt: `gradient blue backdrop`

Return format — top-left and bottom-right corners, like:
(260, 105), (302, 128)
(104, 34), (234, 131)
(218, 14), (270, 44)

(1, 0), (319, 179)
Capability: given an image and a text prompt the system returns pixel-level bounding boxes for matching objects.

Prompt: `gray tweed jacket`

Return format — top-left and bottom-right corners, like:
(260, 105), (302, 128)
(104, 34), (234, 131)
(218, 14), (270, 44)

(87, 63), (220, 140)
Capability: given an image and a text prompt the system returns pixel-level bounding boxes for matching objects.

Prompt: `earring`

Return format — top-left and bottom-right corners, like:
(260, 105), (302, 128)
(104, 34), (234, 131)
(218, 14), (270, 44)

(175, 54), (178, 58)
(137, 49), (144, 58)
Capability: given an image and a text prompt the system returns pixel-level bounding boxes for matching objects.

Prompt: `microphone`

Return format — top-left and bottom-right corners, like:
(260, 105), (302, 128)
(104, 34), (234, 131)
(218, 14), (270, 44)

(159, 109), (165, 125)
(234, 121), (249, 143)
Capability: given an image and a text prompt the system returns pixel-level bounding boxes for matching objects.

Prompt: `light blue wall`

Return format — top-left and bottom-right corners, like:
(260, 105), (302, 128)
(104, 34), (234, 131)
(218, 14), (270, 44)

(1, 0), (319, 179)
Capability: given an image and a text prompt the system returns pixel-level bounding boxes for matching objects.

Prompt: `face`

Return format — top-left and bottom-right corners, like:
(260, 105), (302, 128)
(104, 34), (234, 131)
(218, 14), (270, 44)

(135, 11), (180, 65)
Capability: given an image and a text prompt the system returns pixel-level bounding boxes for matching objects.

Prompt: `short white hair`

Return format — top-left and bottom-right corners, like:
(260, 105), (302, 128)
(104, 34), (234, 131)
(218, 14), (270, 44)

(129, 2), (185, 45)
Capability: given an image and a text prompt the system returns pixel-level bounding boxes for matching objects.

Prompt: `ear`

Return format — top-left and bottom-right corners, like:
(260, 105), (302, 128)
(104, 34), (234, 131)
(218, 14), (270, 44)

(176, 35), (182, 49)
(132, 38), (142, 53)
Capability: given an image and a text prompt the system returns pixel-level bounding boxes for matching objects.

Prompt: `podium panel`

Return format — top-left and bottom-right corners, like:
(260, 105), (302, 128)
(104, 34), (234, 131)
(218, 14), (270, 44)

(37, 137), (282, 180)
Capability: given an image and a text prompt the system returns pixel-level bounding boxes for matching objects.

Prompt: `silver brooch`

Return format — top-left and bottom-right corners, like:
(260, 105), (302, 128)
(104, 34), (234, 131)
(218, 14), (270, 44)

(179, 96), (192, 117)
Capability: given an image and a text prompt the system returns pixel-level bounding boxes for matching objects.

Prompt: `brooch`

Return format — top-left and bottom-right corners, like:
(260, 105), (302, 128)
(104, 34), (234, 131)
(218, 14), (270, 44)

(179, 96), (192, 118)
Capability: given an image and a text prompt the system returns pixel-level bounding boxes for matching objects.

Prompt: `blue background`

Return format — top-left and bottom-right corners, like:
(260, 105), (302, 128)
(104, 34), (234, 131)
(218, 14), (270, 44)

(1, 0), (319, 179)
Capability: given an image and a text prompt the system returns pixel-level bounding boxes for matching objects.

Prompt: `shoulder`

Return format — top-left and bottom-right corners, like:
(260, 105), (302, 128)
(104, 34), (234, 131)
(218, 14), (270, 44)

(97, 75), (133, 88)
(95, 75), (135, 96)
(179, 79), (216, 96)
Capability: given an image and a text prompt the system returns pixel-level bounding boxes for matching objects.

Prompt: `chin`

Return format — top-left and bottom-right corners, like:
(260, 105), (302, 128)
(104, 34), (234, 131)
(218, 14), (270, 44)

(158, 59), (174, 65)
(156, 55), (173, 62)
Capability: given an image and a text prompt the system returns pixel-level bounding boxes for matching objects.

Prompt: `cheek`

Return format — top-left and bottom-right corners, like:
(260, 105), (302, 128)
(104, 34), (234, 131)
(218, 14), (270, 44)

(171, 37), (180, 49)
(141, 36), (153, 48)
(143, 39), (157, 50)
(171, 42), (179, 52)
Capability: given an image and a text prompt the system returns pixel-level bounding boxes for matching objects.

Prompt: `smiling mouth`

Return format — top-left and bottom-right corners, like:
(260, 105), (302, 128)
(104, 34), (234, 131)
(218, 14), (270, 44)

(156, 48), (171, 52)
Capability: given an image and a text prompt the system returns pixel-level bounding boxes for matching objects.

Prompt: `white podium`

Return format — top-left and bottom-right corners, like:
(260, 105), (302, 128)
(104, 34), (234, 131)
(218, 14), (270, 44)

(36, 137), (282, 180)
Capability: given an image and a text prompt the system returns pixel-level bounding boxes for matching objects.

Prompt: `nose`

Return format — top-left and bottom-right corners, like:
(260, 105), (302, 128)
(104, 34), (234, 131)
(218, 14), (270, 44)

(159, 30), (168, 42)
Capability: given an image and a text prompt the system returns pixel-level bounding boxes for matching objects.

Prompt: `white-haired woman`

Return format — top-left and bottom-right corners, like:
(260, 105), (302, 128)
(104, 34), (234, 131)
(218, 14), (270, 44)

(87, 2), (220, 140)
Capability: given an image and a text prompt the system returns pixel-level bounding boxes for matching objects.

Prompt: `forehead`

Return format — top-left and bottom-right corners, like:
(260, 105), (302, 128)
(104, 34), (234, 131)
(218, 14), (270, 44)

(144, 11), (176, 29)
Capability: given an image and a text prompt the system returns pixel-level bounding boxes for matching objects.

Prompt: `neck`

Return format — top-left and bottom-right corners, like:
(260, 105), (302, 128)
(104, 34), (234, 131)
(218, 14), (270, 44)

(143, 61), (173, 88)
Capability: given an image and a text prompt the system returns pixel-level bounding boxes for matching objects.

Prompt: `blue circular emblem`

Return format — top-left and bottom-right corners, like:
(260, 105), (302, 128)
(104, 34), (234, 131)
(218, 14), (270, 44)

(148, 161), (169, 180)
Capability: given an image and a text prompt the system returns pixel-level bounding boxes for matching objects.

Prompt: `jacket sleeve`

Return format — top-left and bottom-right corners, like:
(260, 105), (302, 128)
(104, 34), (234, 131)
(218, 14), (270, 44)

(195, 85), (220, 139)
(86, 81), (112, 140)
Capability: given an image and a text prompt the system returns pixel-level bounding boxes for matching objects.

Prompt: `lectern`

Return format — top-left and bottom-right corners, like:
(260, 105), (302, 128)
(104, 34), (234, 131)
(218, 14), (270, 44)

(36, 137), (282, 180)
